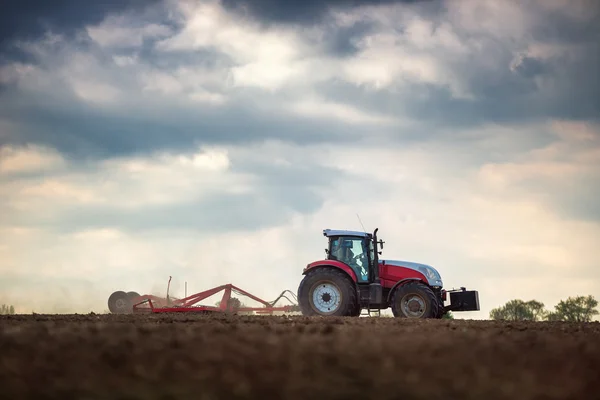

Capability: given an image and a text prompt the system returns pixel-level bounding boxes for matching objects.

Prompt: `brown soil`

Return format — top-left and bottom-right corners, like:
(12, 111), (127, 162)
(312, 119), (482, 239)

(1, 313), (599, 399)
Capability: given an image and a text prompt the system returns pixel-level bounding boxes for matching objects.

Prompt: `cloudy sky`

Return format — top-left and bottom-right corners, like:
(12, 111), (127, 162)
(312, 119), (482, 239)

(0, 0), (599, 317)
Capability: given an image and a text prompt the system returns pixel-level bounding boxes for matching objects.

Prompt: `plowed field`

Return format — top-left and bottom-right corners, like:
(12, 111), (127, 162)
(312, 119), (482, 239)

(1, 313), (599, 399)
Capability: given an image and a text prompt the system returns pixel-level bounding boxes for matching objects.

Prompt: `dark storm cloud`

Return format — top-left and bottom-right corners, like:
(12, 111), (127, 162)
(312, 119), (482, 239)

(0, 87), (373, 161)
(222, 0), (599, 132)
(220, 0), (438, 25)
(218, 0), (439, 57)
(320, 20), (375, 57)
(313, 52), (600, 130)
(532, 1), (600, 46)
(0, 0), (165, 52)
(0, 0), (598, 163)
(314, 81), (545, 133)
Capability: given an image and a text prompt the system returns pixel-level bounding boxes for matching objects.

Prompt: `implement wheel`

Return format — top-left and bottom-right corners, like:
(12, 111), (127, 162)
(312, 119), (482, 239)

(390, 281), (439, 319)
(298, 268), (358, 317)
(108, 291), (133, 314)
(127, 291), (140, 302)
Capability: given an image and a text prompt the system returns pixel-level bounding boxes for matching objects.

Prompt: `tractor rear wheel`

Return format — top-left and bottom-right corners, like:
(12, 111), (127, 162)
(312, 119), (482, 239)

(298, 268), (358, 317)
(390, 281), (439, 319)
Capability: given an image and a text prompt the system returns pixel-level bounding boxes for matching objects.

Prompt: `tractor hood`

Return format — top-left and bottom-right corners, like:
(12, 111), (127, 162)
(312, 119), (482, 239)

(381, 259), (443, 287)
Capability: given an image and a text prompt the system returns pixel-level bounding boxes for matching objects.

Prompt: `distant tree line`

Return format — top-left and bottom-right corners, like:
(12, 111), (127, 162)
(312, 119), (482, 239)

(489, 295), (598, 322)
(1, 304), (15, 315)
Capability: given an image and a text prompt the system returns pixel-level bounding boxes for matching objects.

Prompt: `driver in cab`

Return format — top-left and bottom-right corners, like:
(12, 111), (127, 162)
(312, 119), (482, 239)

(330, 240), (368, 280)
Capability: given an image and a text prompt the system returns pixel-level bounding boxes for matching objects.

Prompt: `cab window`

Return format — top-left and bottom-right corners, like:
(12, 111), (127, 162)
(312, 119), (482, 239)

(330, 236), (368, 282)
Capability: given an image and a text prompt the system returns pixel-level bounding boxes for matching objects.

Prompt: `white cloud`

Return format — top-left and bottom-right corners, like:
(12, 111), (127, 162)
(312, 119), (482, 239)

(140, 70), (184, 94)
(70, 79), (121, 103)
(86, 14), (172, 48)
(445, 0), (532, 41)
(156, 0), (311, 91)
(0, 145), (66, 175)
(113, 55), (138, 67)
(0, 63), (36, 85)
(139, 67), (230, 104)
(288, 97), (398, 125)
(477, 120), (600, 204)
(333, 14), (472, 97)
(0, 147), (243, 226)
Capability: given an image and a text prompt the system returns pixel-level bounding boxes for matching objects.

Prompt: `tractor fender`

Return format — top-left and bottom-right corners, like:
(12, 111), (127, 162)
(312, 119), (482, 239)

(386, 278), (427, 303)
(303, 260), (358, 283)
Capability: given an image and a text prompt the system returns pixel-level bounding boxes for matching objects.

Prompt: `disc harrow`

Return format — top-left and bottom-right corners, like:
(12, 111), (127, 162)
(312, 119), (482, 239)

(108, 279), (301, 315)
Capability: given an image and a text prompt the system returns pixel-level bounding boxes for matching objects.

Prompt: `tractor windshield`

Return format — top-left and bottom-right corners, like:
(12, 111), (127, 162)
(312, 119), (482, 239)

(329, 236), (369, 282)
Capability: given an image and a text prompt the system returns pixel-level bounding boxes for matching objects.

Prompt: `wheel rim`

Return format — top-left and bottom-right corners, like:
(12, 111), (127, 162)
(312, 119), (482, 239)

(115, 298), (127, 311)
(310, 281), (342, 315)
(401, 294), (426, 318)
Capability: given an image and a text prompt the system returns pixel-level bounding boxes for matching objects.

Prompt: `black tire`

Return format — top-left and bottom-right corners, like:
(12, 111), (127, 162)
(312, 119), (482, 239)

(298, 267), (358, 317)
(435, 297), (446, 319)
(390, 281), (439, 319)
(108, 290), (132, 314)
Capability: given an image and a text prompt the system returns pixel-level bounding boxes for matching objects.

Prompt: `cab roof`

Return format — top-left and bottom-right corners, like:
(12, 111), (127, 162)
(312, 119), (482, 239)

(322, 229), (370, 238)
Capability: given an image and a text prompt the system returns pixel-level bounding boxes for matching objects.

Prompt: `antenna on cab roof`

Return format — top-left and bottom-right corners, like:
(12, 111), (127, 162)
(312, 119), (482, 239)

(356, 213), (367, 234)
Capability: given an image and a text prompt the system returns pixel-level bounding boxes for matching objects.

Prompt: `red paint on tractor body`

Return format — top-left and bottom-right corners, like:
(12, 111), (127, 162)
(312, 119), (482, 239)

(303, 260), (429, 287)
(379, 262), (428, 286)
(303, 260), (359, 282)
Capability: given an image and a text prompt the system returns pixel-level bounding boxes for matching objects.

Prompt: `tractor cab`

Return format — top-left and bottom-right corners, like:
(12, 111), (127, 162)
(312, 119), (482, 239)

(323, 229), (372, 283)
(323, 229), (383, 286)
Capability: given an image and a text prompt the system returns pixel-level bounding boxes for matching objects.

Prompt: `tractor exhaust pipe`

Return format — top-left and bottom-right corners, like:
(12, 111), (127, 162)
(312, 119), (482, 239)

(369, 228), (383, 306)
(372, 228), (380, 281)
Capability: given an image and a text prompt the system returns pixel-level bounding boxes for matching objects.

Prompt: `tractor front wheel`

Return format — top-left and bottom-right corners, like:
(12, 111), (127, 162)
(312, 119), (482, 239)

(298, 268), (358, 317)
(390, 281), (439, 319)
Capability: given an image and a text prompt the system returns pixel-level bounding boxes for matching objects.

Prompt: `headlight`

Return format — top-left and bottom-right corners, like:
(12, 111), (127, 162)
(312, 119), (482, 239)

(418, 266), (435, 280)
(418, 266), (442, 285)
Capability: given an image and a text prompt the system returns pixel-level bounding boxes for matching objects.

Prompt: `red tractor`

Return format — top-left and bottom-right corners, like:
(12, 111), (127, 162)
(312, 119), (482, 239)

(297, 228), (479, 318)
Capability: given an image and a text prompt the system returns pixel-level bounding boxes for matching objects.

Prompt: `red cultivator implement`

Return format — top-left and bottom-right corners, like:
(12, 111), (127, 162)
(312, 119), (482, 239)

(108, 277), (301, 315)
